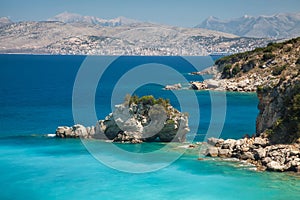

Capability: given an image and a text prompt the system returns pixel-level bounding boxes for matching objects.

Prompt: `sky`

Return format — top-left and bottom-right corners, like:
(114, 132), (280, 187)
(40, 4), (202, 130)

(1, 0), (300, 27)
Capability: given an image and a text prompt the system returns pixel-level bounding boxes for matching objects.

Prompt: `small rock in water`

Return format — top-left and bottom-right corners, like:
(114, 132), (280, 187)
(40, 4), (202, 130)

(164, 83), (182, 90)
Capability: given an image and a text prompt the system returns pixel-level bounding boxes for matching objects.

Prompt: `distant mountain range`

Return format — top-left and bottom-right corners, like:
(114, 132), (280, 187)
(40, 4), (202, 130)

(49, 12), (300, 39)
(196, 13), (300, 39)
(0, 17), (13, 27)
(48, 12), (139, 27)
(0, 20), (273, 55)
(0, 12), (285, 55)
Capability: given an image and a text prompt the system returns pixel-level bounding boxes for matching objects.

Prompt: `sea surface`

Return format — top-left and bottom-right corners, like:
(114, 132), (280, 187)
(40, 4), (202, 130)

(0, 55), (299, 199)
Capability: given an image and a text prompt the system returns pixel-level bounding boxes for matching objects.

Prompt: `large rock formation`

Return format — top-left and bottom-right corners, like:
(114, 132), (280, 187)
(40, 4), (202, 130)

(210, 37), (300, 143)
(192, 38), (300, 143)
(204, 137), (300, 172)
(200, 37), (300, 172)
(56, 95), (190, 143)
(256, 70), (300, 144)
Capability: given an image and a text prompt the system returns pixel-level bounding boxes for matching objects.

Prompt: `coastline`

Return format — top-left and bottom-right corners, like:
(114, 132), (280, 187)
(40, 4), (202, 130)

(203, 137), (300, 173)
(45, 133), (300, 173)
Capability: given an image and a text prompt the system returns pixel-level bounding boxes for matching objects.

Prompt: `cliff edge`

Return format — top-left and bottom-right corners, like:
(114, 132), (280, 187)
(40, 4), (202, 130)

(216, 37), (300, 144)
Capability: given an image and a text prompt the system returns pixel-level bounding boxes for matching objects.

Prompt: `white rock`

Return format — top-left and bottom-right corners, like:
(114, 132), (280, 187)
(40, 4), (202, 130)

(204, 79), (220, 89)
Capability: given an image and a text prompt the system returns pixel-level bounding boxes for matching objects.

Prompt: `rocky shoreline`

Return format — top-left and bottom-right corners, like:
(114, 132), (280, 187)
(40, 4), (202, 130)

(189, 66), (269, 92)
(165, 69), (263, 92)
(203, 137), (300, 172)
(189, 72), (278, 92)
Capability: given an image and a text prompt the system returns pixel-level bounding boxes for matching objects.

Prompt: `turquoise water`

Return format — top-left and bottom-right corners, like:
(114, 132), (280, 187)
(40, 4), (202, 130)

(1, 136), (299, 200)
(0, 55), (299, 199)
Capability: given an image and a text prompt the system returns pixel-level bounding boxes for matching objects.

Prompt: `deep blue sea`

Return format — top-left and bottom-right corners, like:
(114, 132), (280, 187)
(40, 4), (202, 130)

(0, 55), (299, 199)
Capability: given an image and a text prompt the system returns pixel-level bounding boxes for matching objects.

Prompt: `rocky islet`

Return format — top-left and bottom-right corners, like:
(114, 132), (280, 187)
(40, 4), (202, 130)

(56, 95), (190, 143)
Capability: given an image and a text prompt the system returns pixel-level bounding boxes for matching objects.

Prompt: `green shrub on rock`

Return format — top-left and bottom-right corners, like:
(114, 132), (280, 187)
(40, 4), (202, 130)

(232, 65), (241, 76)
(221, 64), (232, 78)
(272, 65), (286, 76)
(262, 53), (275, 61)
(296, 57), (300, 65)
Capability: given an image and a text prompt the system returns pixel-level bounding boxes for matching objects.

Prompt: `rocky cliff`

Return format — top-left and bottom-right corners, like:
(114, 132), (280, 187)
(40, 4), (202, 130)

(191, 38), (300, 144)
(256, 70), (300, 144)
(196, 13), (300, 39)
(215, 37), (300, 144)
(56, 95), (190, 143)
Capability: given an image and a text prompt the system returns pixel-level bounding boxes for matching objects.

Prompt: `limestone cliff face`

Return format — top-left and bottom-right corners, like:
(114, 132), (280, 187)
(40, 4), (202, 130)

(214, 37), (300, 144)
(256, 75), (300, 144)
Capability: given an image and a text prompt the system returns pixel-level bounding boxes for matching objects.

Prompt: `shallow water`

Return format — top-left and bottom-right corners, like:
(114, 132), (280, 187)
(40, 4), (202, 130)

(1, 136), (299, 200)
(1, 55), (298, 199)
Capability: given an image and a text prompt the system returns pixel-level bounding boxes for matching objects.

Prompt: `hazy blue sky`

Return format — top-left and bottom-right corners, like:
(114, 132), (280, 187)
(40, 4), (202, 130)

(1, 0), (300, 27)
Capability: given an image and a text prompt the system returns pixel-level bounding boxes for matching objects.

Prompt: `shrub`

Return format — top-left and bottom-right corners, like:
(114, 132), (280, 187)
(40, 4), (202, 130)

(242, 59), (256, 73)
(272, 65), (286, 76)
(139, 95), (155, 105)
(262, 53), (275, 61)
(253, 47), (264, 53)
(128, 95), (139, 105)
(232, 65), (241, 76)
(155, 97), (170, 107)
(126, 95), (171, 111)
(296, 57), (300, 65)
(166, 119), (175, 125)
(257, 85), (273, 93)
(285, 47), (292, 52)
(257, 85), (264, 92)
(263, 45), (275, 53)
(221, 64), (232, 78)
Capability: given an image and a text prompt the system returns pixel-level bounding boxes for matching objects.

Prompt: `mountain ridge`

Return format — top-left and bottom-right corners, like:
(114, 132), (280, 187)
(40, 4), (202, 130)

(0, 17), (13, 27)
(47, 11), (140, 27)
(197, 12), (300, 39)
(0, 20), (274, 55)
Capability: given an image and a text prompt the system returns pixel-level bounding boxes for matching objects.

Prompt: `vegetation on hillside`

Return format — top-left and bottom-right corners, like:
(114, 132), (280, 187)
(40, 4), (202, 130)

(215, 37), (300, 80)
(216, 37), (300, 144)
